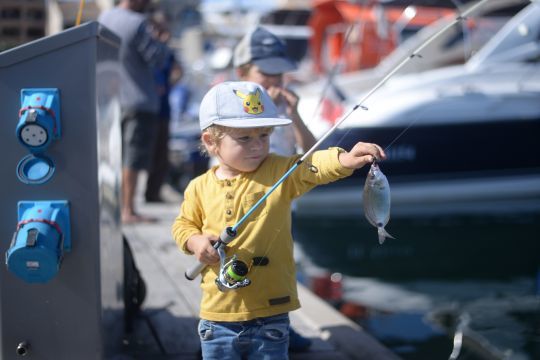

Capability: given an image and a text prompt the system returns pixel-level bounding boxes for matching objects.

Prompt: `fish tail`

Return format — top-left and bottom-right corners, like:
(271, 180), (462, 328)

(377, 227), (395, 244)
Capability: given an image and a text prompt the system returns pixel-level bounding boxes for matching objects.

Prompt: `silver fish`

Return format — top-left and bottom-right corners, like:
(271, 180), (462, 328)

(363, 162), (395, 244)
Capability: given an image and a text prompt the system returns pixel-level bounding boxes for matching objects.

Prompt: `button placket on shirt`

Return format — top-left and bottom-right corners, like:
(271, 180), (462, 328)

(224, 180), (234, 221)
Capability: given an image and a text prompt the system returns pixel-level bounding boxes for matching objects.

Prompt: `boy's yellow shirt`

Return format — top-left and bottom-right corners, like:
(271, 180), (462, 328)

(172, 147), (353, 321)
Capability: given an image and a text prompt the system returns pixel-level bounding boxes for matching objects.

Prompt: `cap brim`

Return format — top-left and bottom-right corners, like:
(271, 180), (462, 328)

(253, 57), (297, 75)
(212, 117), (292, 129)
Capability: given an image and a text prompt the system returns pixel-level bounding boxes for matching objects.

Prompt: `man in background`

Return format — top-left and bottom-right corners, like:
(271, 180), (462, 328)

(145, 12), (177, 203)
(99, 0), (171, 223)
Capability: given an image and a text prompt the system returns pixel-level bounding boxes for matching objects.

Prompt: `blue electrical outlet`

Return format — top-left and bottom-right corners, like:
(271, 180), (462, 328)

(5, 201), (71, 283)
(16, 88), (61, 154)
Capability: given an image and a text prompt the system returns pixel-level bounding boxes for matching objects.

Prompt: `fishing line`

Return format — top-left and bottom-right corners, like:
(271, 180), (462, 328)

(185, 0), (492, 281)
(383, 117), (421, 152)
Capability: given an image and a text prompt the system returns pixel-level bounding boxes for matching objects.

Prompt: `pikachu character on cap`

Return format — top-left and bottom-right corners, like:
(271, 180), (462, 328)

(233, 88), (264, 115)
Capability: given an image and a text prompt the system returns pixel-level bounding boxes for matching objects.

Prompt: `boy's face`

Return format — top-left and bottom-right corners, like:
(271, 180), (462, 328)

(242, 65), (284, 90)
(213, 127), (272, 174)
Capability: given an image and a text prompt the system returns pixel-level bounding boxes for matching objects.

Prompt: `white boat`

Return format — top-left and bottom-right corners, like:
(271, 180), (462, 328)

(296, 1), (540, 218)
(297, 0), (531, 138)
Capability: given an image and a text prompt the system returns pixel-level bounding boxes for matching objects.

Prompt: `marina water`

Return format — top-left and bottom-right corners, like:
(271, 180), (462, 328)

(294, 213), (540, 359)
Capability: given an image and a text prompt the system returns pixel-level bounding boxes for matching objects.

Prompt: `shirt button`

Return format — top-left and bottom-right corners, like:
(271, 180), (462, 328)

(226, 180), (232, 186)
(226, 209), (232, 215)
(226, 193), (233, 199)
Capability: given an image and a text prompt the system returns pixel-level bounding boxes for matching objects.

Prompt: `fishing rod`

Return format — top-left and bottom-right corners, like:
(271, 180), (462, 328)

(185, 0), (492, 283)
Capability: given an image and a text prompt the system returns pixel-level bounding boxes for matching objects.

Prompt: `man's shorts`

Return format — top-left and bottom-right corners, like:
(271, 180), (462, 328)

(122, 111), (159, 170)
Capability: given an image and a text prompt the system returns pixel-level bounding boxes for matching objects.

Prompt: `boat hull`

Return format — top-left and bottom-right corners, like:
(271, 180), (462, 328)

(297, 118), (540, 218)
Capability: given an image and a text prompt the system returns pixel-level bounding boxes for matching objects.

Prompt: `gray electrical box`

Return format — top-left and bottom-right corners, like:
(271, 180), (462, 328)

(0, 22), (124, 359)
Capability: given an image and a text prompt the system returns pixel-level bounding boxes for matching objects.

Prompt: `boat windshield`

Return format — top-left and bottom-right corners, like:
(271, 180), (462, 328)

(467, 3), (540, 68)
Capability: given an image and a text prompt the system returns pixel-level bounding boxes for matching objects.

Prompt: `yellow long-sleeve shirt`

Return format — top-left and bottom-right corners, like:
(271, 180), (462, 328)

(171, 147), (353, 321)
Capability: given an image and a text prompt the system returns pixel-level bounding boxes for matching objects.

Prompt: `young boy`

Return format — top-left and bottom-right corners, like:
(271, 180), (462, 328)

(172, 81), (385, 359)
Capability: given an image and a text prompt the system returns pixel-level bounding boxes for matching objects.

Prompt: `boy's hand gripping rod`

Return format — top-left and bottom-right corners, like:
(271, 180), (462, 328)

(185, 0), (490, 281)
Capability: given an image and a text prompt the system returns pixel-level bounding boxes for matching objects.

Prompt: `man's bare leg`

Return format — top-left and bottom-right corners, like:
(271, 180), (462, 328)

(122, 167), (138, 222)
(122, 167), (157, 223)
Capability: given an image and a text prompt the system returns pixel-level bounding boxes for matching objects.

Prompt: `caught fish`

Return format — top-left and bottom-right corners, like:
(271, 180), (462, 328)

(363, 162), (395, 244)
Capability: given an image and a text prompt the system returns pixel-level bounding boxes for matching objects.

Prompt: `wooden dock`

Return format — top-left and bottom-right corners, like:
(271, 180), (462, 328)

(120, 183), (401, 360)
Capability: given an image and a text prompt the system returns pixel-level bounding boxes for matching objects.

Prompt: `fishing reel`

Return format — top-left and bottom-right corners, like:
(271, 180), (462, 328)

(215, 246), (251, 292)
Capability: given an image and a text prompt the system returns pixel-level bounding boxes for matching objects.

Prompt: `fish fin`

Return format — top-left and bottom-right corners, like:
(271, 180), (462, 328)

(377, 227), (395, 244)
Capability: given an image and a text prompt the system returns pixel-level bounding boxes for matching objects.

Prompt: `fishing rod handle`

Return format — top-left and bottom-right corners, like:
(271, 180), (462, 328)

(184, 227), (237, 281)
(185, 260), (208, 281)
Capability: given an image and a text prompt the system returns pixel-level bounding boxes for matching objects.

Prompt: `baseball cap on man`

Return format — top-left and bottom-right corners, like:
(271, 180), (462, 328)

(233, 27), (297, 75)
(199, 81), (292, 130)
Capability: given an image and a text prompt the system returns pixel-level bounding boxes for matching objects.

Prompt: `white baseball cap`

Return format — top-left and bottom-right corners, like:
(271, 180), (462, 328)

(199, 81), (292, 130)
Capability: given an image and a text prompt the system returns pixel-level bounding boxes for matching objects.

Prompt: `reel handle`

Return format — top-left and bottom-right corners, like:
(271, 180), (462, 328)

(184, 227), (237, 281)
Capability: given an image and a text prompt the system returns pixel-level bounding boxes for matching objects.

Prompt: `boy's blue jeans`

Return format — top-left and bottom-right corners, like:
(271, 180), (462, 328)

(198, 313), (290, 359)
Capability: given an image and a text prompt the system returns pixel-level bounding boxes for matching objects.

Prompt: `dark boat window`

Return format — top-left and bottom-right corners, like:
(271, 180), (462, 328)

(482, 4), (528, 17)
(525, 53), (540, 64)
(442, 26), (464, 50)
(525, 22), (540, 63)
